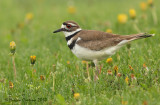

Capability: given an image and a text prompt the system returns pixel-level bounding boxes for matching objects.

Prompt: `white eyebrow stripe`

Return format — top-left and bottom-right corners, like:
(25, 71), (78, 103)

(68, 23), (77, 26)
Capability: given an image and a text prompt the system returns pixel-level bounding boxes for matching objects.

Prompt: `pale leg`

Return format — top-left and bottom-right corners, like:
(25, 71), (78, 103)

(93, 59), (99, 80)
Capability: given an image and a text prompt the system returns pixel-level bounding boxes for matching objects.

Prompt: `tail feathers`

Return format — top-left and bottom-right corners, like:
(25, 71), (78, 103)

(117, 33), (154, 46)
(137, 33), (155, 39)
(126, 33), (155, 40)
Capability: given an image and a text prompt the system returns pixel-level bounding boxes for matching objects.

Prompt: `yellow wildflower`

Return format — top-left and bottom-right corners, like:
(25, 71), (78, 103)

(74, 93), (80, 99)
(25, 13), (34, 21)
(67, 61), (70, 64)
(122, 100), (128, 105)
(10, 41), (16, 54)
(148, 0), (153, 7)
(40, 75), (45, 80)
(129, 9), (136, 20)
(82, 60), (87, 64)
(9, 81), (14, 88)
(106, 57), (113, 64)
(30, 55), (36, 65)
(106, 29), (112, 33)
(140, 2), (147, 11)
(68, 6), (76, 14)
(118, 14), (128, 24)
(125, 76), (129, 84)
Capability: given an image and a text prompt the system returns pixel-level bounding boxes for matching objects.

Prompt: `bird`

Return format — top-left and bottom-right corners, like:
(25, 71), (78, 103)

(53, 20), (154, 79)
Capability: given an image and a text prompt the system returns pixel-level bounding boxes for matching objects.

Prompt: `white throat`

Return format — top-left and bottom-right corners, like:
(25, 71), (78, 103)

(63, 28), (82, 37)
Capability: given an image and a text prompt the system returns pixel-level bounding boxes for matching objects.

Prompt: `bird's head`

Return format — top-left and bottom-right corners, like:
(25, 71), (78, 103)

(53, 21), (81, 37)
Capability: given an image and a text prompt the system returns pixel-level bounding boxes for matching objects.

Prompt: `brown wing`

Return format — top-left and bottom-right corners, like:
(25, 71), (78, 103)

(73, 30), (148, 51)
(73, 30), (125, 51)
(77, 37), (124, 51)
(74, 30), (120, 41)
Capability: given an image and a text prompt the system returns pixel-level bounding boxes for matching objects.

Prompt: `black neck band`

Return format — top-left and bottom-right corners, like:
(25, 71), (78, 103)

(65, 30), (81, 41)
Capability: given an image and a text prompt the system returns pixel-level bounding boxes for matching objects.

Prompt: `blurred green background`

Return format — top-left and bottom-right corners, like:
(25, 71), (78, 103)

(0, 0), (160, 104)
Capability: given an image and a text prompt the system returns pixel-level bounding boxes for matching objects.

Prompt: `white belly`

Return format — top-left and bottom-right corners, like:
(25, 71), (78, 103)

(71, 44), (124, 61)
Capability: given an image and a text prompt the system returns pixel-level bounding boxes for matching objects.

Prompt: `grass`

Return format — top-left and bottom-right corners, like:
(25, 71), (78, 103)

(0, 0), (160, 104)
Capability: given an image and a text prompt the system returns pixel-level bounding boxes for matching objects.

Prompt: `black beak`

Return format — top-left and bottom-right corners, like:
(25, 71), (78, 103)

(53, 28), (64, 33)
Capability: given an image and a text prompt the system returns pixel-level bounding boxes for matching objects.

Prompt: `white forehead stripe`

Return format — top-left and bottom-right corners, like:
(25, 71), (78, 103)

(61, 24), (65, 28)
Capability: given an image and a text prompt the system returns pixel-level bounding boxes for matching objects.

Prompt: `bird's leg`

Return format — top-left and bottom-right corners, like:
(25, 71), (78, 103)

(86, 61), (91, 81)
(93, 60), (99, 80)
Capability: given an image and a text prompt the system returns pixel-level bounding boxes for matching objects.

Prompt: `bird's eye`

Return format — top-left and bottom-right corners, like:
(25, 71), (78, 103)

(66, 24), (71, 28)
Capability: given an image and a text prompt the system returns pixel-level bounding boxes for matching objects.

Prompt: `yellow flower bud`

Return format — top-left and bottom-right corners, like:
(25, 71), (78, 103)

(40, 75), (45, 80)
(68, 6), (76, 14)
(129, 9), (136, 20)
(148, 0), (153, 7)
(121, 100), (128, 105)
(9, 81), (14, 88)
(140, 2), (147, 11)
(125, 76), (129, 84)
(74, 93), (80, 99)
(30, 55), (36, 65)
(10, 41), (16, 54)
(25, 13), (34, 21)
(143, 63), (147, 68)
(82, 60), (87, 64)
(67, 61), (70, 64)
(114, 66), (118, 75)
(106, 58), (113, 64)
(118, 14), (128, 24)
(129, 65), (134, 71)
(106, 29), (112, 33)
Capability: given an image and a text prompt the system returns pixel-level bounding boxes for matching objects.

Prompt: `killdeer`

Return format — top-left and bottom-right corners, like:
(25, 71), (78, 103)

(53, 20), (154, 79)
